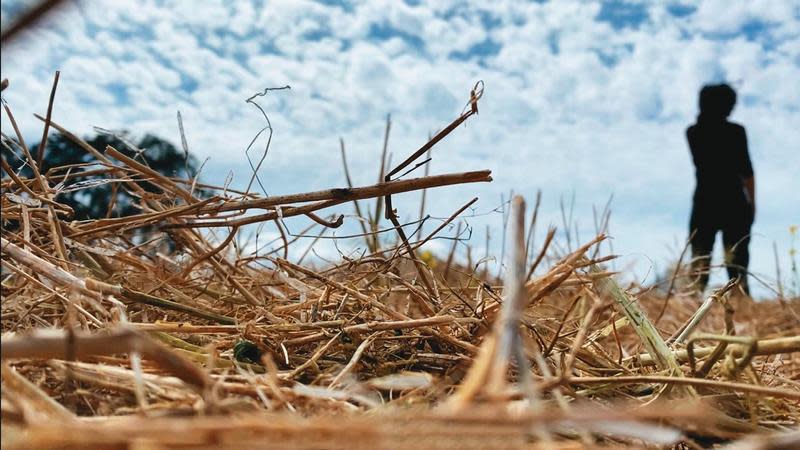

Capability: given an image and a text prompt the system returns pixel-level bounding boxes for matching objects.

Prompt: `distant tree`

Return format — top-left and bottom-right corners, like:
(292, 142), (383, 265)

(2, 132), (201, 220)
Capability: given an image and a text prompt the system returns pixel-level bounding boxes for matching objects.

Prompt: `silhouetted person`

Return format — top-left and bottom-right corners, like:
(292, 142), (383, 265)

(687, 83), (755, 295)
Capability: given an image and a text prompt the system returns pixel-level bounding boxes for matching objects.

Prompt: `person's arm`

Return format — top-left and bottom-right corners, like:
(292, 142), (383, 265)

(686, 126), (699, 167)
(744, 175), (755, 216)
(739, 126), (755, 216)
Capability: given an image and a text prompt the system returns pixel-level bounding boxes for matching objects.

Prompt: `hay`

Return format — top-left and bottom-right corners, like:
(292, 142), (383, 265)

(1, 78), (799, 450)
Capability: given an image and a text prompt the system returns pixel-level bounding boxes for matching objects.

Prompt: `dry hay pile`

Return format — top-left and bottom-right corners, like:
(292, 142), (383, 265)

(1, 78), (799, 450)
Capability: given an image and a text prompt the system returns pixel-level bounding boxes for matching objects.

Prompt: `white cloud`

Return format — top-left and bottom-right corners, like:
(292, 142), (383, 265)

(691, 0), (798, 34)
(1, 0), (798, 296)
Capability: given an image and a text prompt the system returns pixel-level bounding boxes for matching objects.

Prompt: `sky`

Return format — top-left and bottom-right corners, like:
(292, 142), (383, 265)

(1, 0), (799, 297)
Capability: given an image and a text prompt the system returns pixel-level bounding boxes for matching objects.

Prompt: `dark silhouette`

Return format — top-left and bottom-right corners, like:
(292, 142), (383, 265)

(686, 83), (755, 295)
(2, 132), (200, 220)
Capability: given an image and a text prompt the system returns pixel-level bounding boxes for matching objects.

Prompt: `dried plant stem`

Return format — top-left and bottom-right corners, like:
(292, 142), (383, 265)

(200, 170), (491, 214)
(330, 331), (382, 387)
(288, 332), (343, 378)
(553, 375), (800, 400)
(670, 278), (737, 345)
(1, 237), (106, 313)
(1, 363), (75, 422)
(105, 145), (196, 203)
(35, 71), (60, 167)
(282, 316), (475, 347)
(0, 0), (66, 44)
(628, 335), (800, 367)
(595, 267), (691, 396)
(1, 328), (211, 392)
(338, 138), (372, 251)
(275, 258), (478, 353)
(655, 230), (695, 324)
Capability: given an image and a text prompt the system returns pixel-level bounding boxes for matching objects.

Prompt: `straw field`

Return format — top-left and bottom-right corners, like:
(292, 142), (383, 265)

(1, 75), (799, 450)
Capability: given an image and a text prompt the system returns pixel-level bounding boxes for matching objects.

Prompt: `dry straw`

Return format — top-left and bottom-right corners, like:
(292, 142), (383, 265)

(1, 73), (798, 450)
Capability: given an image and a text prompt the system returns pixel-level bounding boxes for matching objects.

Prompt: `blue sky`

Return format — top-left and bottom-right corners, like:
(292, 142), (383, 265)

(2, 0), (799, 297)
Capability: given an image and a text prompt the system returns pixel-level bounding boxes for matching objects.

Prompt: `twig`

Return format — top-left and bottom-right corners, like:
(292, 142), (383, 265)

(197, 170), (491, 215)
(339, 137), (372, 251)
(627, 336), (800, 367)
(330, 331), (382, 387)
(0, 0), (67, 45)
(526, 227), (556, 281)
(84, 278), (236, 325)
(669, 278), (737, 345)
(549, 375), (800, 400)
(655, 230), (695, 325)
(35, 71), (60, 167)
(1, 328), (211, 392)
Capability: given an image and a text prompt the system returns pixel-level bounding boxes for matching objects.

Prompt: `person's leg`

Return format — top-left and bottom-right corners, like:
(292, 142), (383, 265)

(689, 208), (716, 294)
(723, 213), (752, 296)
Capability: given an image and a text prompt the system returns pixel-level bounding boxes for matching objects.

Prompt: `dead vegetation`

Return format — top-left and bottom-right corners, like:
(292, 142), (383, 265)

(1, 76), (799, 450)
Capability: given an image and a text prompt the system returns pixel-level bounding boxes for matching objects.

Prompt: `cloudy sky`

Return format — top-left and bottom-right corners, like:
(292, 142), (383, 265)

(2, 0), (799, 296)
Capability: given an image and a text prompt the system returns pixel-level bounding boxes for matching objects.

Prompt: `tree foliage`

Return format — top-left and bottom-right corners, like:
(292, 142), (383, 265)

(2, 131), (200, 220)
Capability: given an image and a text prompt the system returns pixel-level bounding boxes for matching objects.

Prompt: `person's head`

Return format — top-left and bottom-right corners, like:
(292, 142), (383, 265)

(698, 83), (737, 119)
